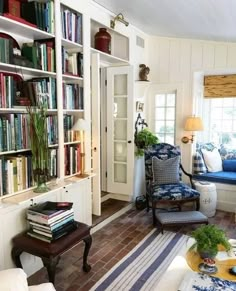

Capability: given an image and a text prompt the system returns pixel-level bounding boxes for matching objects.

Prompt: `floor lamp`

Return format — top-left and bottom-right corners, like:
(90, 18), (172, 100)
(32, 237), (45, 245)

(72, 118), (88, 177)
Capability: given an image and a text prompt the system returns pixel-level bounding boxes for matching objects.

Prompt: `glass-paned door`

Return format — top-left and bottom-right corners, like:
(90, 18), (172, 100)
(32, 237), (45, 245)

(106, 66), (134, 195)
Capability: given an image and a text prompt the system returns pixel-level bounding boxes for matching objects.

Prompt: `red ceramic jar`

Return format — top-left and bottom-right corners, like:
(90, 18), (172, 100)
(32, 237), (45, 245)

(94, 28), (111, 54)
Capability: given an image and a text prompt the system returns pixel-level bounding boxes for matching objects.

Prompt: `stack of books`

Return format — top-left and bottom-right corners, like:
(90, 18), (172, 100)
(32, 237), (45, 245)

(27, 201), (77, 243)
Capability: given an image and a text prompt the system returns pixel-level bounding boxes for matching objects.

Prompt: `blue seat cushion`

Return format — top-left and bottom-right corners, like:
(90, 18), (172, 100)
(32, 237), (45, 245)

(151, 182), (200, 201)
(193, 171), (236, 185)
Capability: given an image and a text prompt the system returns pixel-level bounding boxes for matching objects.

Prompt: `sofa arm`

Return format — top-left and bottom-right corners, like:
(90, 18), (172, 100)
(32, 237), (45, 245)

(0, 268), (28, 291)
(29, 283), (56, 291)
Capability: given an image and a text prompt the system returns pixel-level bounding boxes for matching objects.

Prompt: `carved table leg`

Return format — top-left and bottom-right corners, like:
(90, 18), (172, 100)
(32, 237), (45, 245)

(82, 235), (92, 272)
(42, 256), (60, 284)
(11, 247), (23, 268)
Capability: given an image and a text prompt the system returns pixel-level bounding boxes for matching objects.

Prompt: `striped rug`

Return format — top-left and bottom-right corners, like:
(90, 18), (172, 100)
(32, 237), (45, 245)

(91, 230), (188, 291)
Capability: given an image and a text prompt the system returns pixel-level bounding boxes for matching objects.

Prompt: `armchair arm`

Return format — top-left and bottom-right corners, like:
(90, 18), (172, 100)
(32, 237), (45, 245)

(180, 164), (194, 188)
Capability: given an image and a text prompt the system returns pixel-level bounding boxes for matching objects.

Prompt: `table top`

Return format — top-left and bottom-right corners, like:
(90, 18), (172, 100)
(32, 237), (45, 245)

(186, 248), (236, 281)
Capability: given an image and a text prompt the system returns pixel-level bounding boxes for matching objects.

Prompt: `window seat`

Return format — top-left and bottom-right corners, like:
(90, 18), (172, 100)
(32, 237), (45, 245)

(193, 142), (236, 212)
(193, 171), (236, 185)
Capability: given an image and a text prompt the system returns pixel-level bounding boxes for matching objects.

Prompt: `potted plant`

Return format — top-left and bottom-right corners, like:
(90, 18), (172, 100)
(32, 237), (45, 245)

(190, 224), (231, 259)
(27, 101), (50, 193)
(135, 128), (159, 157)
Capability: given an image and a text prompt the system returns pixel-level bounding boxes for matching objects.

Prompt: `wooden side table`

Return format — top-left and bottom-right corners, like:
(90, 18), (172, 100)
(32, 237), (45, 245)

(11, 221), (92, 284)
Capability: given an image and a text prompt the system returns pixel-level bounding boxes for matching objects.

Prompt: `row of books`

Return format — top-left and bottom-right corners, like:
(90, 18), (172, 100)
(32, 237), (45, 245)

(0, 113), (58, 152)
(0, 155), (33, 196)
(63, 83), (84, 110)
(64, 144), (81, 176)
(0, 73), (57, 109)
(0, 114), (30, 152)
(62, 48), (83, 77)
(61, 8), (82, 44)
(0, 150), (58, 196)
(0, 37), (13, 64)
(22, 39), (55, 72)
(27, 201), (76, 243)
(18, 77), (57, 109)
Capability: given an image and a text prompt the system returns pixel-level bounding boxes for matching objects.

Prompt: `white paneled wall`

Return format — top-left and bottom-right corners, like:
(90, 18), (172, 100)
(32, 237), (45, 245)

(147, 36), (236, 172)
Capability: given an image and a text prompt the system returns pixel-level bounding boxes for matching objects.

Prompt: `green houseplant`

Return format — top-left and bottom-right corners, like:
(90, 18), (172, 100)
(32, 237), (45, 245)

(190, 224), (231, 259)
(134, 128), (159, 157)
(27, 101), (50, 193)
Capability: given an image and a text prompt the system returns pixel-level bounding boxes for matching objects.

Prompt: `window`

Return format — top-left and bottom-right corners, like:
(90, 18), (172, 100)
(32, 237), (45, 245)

(154, 92), (176, 144)
(204, 97), (236, 147)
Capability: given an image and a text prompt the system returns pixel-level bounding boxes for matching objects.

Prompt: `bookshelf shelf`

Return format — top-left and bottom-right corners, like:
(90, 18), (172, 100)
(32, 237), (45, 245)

(62, 74), (83, 83)
(0, 149), (30, 156)
(62, 38), (83, 52)
(0, 62), (57, 77)
(0, 16), (55, 40)
(64, 141), (81, 146)
(90, 47), (129, 65)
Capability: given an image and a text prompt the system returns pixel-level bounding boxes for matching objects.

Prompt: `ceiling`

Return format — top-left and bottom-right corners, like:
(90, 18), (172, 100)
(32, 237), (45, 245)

(93, 0), (236, 42)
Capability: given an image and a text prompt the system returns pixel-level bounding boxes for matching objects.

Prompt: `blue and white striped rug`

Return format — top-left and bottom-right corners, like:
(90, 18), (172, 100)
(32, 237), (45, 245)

(91, 230), (188, 291)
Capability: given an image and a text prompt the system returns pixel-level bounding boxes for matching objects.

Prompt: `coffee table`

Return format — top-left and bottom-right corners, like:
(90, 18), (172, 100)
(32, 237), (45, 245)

(186, 248), (236, 281)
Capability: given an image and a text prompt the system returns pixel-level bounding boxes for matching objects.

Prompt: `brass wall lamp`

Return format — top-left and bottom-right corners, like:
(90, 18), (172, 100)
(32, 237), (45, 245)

(110, 13), (129, 29)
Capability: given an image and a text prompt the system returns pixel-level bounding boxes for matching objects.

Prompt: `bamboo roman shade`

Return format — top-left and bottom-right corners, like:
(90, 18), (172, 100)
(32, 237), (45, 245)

(204, 74), (236, 98)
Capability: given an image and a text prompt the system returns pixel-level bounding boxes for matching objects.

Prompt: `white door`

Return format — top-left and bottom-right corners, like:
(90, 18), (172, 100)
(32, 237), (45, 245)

(106, 66), (134, 195)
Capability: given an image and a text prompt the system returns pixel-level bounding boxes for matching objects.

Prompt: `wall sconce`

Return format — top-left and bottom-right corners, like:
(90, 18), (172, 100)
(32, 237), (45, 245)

(72, 118), (89, 177)
(181, 116), (204, 143)
(110, 13), (129, 29)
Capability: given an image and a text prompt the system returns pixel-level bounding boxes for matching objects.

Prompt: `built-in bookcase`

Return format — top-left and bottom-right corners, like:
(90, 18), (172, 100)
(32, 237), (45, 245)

(0, 1), (86, 198)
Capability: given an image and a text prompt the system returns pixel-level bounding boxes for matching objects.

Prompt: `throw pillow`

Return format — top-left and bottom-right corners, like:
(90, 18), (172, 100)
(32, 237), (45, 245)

(201, 148), (222, 172)
(222, 159), (236, 172)
(152, 155), (180, 185)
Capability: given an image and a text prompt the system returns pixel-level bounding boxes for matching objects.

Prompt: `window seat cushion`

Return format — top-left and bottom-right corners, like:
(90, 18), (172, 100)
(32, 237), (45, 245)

(193, 171), (236, 185)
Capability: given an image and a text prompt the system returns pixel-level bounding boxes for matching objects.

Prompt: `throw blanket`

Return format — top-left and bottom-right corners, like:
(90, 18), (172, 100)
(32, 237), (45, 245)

(91, 230), (188, 291)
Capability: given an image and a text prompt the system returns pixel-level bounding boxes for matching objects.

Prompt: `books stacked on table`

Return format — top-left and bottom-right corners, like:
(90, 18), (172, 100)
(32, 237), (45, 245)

(26, 201), (77, 243)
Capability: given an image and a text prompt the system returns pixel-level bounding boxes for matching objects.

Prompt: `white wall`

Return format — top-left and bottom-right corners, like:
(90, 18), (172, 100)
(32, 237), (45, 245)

(147, 36), (236, 172)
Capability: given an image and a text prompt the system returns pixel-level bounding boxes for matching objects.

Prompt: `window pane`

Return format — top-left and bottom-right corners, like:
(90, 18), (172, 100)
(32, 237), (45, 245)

(223, 98), (234, 107)
(212, 108), (222, 119)
(221, 120), (232, 132)
(212, 99), (223, 106)
(155, 94), (165, 106)
(167, 94), (175, 106)
(155, 121), (165, 132)
(166, 108), (175, 120)
(155, 108), (165, 119)
(165, 134), (174, 144)
(166, 121), (175, 133)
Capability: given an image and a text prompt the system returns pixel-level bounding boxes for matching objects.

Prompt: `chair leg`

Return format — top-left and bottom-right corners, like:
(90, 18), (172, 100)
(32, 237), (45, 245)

(146, 196), (149, 212)
(196, 197), (200, 211)
(152, 201), (156, 226)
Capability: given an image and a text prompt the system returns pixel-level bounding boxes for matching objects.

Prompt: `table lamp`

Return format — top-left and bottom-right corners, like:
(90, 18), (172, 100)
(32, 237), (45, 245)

(72, 118), (89, 176)
(181, 116), (204, 143)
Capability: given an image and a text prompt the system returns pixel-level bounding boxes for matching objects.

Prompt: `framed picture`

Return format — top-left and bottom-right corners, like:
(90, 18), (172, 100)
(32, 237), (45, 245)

(136, 101), (144, 112)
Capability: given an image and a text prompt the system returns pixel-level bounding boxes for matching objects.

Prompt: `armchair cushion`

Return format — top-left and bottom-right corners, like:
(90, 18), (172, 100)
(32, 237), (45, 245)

(151, 182), (200, 201)
(152, 155), (180, 185)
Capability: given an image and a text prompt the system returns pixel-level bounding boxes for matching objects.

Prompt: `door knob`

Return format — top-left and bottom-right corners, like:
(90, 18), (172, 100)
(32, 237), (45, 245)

(127, 140), (132, 143)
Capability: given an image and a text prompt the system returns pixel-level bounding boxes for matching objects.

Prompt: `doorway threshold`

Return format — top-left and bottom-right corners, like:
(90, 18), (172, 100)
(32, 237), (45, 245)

(91, 199), (133, 234)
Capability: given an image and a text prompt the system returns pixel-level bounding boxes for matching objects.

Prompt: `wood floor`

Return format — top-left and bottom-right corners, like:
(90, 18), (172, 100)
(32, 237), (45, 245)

(92, 198), (130, 226)
(28, 206), (235, 291)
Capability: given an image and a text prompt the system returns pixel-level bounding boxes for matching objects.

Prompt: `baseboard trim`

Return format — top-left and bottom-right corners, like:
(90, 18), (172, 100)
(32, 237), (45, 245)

(91, 203), (133, 234)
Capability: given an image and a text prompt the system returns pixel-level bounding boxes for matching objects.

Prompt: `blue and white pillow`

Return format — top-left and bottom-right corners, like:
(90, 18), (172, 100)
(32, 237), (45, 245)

(152, 155), (180, 185)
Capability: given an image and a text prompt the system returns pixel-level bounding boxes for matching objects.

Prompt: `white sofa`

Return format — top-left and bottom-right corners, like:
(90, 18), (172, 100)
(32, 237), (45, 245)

(0, 268), (56, 291)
